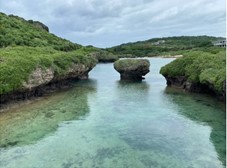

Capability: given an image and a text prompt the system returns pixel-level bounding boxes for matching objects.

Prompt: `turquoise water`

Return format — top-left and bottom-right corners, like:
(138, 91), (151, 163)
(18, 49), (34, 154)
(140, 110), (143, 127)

(0, 58), (225, 168)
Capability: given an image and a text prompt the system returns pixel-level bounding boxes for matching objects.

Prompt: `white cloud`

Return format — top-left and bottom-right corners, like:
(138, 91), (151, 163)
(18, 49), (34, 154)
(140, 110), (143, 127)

(0, 0), (225, 47)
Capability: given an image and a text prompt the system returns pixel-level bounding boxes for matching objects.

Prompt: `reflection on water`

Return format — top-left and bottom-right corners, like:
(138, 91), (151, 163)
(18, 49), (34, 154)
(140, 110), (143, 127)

(116, 80), (150, 108)
(117, 80), (150, 93)
(164, 87), (226, 166)
(0, 58), (225, 168)
(0, 80), (96, 147)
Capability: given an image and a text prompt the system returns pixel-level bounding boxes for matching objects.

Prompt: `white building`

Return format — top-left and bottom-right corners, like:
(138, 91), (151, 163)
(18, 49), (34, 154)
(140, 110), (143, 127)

(213, 40), (226, 47)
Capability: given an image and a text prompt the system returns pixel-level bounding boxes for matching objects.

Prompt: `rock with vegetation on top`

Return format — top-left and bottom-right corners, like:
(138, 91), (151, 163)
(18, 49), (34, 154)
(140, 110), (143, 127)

(160, 51), (226, 101)
(90, 50), (118, 63)
(114, 59), (150, 80)
(0, 47), (98, 104)
(0, 13), (101, 104)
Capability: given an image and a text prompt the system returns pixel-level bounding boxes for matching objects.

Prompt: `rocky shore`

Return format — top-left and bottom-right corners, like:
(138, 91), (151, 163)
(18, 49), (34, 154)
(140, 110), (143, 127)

(160, 51), (226, 102)
(163, 76), (226, 102)
(0, 63), (96, 106)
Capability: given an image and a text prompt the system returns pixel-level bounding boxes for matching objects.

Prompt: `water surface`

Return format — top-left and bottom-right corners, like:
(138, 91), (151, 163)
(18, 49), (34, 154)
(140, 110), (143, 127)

(0, 58), (225, 168)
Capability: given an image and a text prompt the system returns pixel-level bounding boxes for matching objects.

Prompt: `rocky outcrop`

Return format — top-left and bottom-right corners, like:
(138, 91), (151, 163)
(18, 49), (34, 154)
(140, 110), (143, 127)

(90, 51), (118, 63)
(164, 76), (226, 101)
(114, 59), (150, 80)
(8, 14), (49, 32)
(54, 63), (93, 81)
(22, 68), (54, 90)
(165, 76), (205, 91)
(28, 20), (49, 32)
(0, 63), (96, 105)
(21, 63), (91, 91)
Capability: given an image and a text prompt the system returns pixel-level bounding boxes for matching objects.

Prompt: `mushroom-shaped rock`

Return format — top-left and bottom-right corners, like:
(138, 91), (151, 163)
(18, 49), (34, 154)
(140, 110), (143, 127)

(114, 59), (150, 80)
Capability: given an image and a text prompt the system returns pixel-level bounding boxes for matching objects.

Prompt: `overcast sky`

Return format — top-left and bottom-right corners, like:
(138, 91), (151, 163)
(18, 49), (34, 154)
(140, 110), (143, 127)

(0, 0), (225, 48)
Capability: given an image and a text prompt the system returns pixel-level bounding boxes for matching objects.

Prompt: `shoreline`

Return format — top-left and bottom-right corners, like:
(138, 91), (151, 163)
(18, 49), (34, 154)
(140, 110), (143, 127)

(118, 55), (183, 59)
(153, 55), (183, 58)
(0, 78), (80, 112)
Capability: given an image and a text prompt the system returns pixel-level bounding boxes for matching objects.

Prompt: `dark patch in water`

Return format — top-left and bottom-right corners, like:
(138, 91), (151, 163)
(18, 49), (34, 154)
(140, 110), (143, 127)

(92, 147), (124, 166)
(204, 103), (211, 107)
(0, 141), (19, 148)
(140, 155), (159, 167)
(61, 110), (66, 113)
(62, 161), (74, 168)
(45, 112), (54, 118)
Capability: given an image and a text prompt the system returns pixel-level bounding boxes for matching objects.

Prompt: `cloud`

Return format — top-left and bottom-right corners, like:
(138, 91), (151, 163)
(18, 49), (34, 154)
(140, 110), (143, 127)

(0, 0), (225, 47)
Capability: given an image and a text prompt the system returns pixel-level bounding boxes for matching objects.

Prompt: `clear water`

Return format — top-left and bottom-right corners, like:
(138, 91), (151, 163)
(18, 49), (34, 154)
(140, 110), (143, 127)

(0, 58), (225, 168)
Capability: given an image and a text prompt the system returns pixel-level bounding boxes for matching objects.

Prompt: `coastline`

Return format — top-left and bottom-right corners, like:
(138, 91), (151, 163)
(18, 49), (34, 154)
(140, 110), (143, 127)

(154, 55), (183, 58)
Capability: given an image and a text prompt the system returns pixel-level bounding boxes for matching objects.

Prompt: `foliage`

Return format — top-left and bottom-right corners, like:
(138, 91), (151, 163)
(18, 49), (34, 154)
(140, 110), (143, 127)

(107, 36), (225, 57)
(114, 59), (150, 71)
(160, 51), (226, 93)
(90, 50), (118, 62)
(0, 12), (81, 51)
(0, 13), (102, 95)
(0, 47), (97, 94)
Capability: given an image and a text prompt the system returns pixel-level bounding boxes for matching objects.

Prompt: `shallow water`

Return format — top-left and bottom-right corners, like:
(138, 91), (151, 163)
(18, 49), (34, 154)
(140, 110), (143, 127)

(0, 58), (225, 168)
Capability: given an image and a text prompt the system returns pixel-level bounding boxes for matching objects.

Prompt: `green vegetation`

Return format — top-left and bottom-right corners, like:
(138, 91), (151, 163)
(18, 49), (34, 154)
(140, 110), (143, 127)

(110, 36), (226, 96)
(0, 46), (97, 94)
(0, 12), (81, 51)
(0, 12), (225, 99)
(114, 59), (150, 80)
(91, 50), (118, 62)
(107, 36), (224, 57)
(0, 13), (101, 95)
(114, 59), (149, 71)
(160, 50), (226, 93)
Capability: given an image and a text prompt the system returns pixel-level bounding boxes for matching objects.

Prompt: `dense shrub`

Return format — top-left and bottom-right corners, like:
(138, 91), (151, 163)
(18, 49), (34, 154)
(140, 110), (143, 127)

(0, 47), (97, 94)
(107, 36), (224, 57)
(160, 51), (226, 93)
(90, 50), (118, 62)
(0, 12), (81, 51)
(0, 13), (103, 95)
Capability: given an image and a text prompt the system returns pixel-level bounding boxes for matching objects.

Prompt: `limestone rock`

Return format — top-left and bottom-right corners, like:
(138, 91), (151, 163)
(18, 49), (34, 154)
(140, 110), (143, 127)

(114, 59), (150, 80)
(164, 76), (226, 101)
(55, 63), (92, 80)
(22, 68), (54, 90)
(22, 62), (95, 91)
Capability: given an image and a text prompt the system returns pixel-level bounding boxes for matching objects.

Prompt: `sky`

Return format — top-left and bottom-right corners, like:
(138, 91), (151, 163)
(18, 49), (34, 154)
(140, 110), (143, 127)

(0, 0), (226, 48)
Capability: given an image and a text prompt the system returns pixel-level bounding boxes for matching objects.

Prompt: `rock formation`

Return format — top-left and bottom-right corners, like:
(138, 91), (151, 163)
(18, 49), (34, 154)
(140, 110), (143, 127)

(114, 59), (150, 80)
(0, 62), (96, 105)
(90, 51), (118, 63)
(28, 20), (49, 32)
(163, 76), (226, 102)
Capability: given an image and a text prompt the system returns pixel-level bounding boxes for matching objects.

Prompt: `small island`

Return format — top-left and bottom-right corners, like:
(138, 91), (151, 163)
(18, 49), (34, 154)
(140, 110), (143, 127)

(114, 59), (150, 81)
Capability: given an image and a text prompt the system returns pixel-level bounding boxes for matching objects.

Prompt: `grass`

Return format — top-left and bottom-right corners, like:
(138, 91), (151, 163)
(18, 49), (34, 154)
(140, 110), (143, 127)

(0, 12), (81, 51)
(0, 13), (101, 95)
(0, 12), (225, 97)
(93, 50), (119, 62)
(114, 59), (150, 71)
(160, 50), (226, 93)
(0, 46), (97, 94)
(107, 36), (225, 57)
